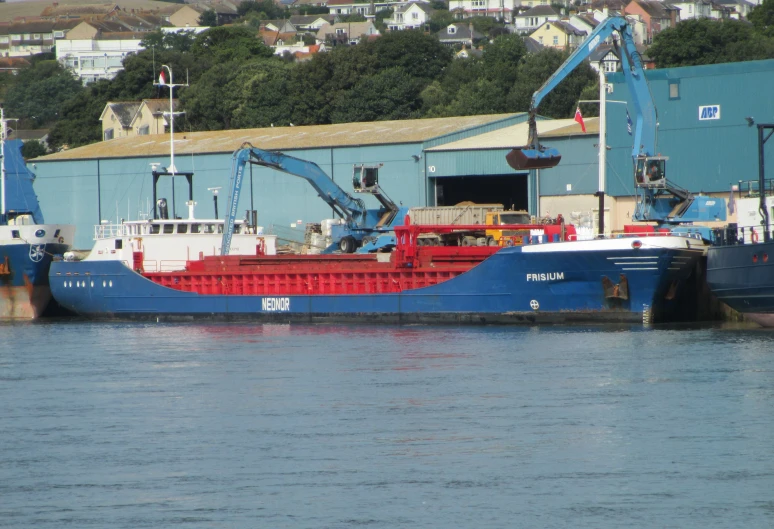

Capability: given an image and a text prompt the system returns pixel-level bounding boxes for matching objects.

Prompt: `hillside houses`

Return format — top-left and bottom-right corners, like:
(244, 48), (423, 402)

(513, 5), (561, 35)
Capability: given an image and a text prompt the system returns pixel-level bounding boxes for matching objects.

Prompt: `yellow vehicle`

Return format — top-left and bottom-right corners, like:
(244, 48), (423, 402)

(485, 210), (531, 246)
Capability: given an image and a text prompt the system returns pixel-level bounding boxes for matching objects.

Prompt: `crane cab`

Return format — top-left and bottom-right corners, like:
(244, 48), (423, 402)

(635, 156), (668, 189)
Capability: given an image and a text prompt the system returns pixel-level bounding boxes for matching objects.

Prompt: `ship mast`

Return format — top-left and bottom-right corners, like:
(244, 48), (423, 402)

(155, 65), (186, 174)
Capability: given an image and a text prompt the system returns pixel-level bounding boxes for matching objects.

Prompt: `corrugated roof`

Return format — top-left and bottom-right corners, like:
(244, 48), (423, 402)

(426, 117), (598, 151)
(38, 114), (519, 162)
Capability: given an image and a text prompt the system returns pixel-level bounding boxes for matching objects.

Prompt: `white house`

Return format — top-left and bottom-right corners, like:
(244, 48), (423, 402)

(57, 23), (144, 85)
(316, 21), (380, 45)
(512, 5), (561, 34)
(448, 0), (519, 23)
(671, 0), (712, 19)
(568, 12), (600, 33)
(385, 2), (434, 31)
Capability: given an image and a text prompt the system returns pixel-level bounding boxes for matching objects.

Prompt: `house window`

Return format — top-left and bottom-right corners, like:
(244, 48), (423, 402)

(669, 82), (680, 100)
(54, 31), (64, 38)
(412, 12), (418, 19)
(104, 128), (114, 140)
(538, 36), (543, 43)
(138, 125), (150, 135)
(553, 35), (558, 45)
(336, 28), (346, 35)
(33, 34), (41, 39)
(448, 26), (456, 34)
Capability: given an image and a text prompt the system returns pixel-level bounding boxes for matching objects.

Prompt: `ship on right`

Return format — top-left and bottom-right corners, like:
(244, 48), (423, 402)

(707, 123), (774, 327)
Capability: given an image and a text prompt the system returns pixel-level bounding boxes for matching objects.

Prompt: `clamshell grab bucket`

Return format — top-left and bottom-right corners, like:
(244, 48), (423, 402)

(506, 146), (562, 171)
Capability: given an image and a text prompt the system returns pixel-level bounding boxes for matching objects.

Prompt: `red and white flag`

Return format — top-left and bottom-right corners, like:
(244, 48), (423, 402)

(574, 106), (586, 132)
(158, 70), (167, 85)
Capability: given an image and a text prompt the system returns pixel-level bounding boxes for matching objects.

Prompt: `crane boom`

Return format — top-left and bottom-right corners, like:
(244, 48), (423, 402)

(221, 143), (407, 255)
(507, 16), (656, 170)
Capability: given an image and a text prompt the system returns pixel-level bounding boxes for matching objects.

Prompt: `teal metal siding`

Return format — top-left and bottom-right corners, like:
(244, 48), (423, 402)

(33, 143), (430, 249)
(606, 59), (774, 197)
(424, 149), (522, 177)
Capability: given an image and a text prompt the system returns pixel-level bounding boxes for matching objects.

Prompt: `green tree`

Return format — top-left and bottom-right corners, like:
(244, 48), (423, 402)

(427, 10), (455, 33)
(288, 51), (336, 125)
(367, 30), (453, 81)
(342, 13), (367, 22)
(441, 77), (506, 116)
(506, 48), (596, 117)
(47, 81), (110, 150)
(230, 60), (295, 128)
(21, 140), (48, 159)
(482, 33), (528, 91)
(199, 9), (218, 27)
(140, 29), (197, 52)
(421, 57), (485, 115)
(330, 67), (423, 122)
(182, 61), (246, 130)
(192, 26), (275, 63)
(4, 60), (83, 128)
(648, 18), (774, 67)
(749, 0), (774, 36)
(237, 0), (285, 19)
(467, 15), (503, 37)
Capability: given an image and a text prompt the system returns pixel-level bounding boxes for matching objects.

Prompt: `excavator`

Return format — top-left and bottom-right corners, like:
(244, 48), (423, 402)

(220, 143), (409, 255)
(507, 16), (724, 234)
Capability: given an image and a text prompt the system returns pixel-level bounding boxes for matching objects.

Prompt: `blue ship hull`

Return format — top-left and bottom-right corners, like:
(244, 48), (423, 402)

(0, 241), (70, 318)
(50, 241), (707, 325)
(707, 240), (774, 326)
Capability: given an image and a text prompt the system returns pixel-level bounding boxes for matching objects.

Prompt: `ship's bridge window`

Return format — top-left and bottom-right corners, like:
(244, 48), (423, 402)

(177, 224), (188, 234)
(203, 224), (215, 233)
(150, 224), (160, 234)
(163, 224), (174, 234)
(191, 224), (200, 234)
(233, 224), (242, 234)
(217, 224), (224, 234)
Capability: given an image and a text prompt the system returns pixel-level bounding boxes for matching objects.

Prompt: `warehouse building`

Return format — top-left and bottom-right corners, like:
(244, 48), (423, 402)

(30, 59), (774, 249)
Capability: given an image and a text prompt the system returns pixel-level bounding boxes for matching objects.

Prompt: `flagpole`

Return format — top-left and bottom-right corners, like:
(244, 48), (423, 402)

(578, 69), (628, 237)
(598, 66), (606, 238)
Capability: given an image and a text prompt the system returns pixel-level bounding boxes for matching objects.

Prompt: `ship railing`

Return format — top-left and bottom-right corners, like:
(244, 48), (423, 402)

(736, 178), (774, 198)
(712, 223), (774, 246)
(94, 223), (131, 239)
(140, 260), (188, 273)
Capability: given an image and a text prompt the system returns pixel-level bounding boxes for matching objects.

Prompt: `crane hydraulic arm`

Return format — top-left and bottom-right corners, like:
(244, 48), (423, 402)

(507, 16), (655, 171)
(220, 143), (408, 255)
(220, 143), (369, 255)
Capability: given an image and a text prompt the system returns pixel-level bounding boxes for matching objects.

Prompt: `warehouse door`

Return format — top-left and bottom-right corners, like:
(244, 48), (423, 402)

(434, 175), (528, 210)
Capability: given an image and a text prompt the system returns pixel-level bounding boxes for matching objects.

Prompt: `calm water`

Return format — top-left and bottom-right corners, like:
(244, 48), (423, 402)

(1, 321), (774, 528)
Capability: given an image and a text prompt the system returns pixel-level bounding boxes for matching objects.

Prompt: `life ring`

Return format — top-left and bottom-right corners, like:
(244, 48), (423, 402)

(752, 230), (759, 244)
(58, 236), (64, 244)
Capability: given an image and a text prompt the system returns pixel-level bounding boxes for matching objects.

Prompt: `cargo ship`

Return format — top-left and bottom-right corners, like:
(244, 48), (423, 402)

(0, 114), (75, 319)
(50, 219), (709, 325)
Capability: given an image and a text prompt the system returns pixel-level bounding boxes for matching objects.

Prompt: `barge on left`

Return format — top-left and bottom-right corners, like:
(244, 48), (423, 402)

(0, 119), (75, 319)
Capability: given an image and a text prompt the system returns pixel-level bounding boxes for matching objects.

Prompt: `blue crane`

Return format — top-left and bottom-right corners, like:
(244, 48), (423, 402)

(507, 16), (725, 231)
(220, 143), (409, 255)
